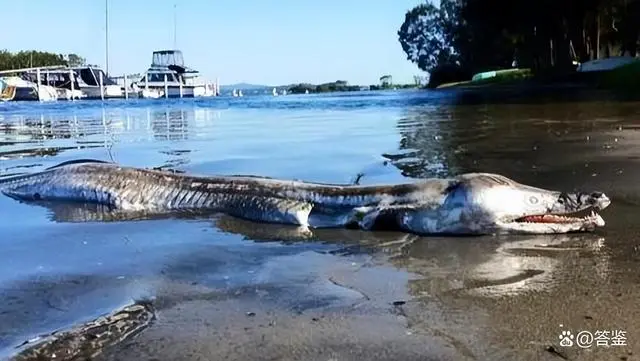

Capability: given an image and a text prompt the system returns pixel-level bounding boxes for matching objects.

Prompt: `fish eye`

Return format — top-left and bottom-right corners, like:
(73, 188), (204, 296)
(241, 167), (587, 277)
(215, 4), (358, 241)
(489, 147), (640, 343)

(528, 196), (539, 204)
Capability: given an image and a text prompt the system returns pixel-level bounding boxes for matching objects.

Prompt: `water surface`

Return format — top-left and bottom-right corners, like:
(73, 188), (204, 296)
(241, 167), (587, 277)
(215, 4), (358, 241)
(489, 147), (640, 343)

(0, 90), (638, 361)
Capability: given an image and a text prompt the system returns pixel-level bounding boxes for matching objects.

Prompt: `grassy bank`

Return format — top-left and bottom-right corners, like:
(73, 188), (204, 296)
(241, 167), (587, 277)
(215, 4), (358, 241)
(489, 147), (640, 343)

(436, 60), (640, 93)
(436, 68), (534, 89)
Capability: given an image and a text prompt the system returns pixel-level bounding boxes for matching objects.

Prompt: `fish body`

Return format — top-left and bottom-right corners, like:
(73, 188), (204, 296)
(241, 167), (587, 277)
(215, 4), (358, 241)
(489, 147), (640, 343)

(0, 160), (612, 235)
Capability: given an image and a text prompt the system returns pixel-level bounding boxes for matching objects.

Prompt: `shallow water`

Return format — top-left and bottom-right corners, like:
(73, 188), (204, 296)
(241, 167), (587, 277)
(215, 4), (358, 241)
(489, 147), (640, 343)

(1, 90), (639, 360)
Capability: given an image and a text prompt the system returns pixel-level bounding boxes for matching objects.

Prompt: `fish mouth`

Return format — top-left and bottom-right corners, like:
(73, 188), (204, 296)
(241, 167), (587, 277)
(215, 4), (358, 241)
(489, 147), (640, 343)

(511, 190), (612, 228)
(513, 208), (604, 225)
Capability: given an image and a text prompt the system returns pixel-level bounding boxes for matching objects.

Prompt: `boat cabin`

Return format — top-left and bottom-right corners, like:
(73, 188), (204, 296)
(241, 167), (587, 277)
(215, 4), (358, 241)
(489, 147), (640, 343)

(137, 69), (182, 85)
(71, 66), (118, 87)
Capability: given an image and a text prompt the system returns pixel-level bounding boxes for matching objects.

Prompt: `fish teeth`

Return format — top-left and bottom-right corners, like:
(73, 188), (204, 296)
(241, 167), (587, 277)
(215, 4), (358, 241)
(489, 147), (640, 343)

(579, 210), (600, 222)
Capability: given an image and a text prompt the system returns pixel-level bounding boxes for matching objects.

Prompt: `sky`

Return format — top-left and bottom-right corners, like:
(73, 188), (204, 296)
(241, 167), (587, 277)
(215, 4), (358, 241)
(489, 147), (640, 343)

(0, 0), (428, 86)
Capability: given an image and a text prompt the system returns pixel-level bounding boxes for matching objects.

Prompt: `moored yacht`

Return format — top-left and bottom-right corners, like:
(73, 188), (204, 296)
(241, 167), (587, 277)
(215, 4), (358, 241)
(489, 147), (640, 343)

(8, 66), (121, 100)
(134, 50), (215, 98)
(72, 66), (123, 99)
(0, 76), (58, 101)
(23, 68), (85, 100)
(136, 67), (196, 98)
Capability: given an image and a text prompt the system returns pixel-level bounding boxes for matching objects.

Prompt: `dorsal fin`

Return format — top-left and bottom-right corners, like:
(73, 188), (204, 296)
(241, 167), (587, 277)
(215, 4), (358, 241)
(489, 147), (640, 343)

(46, 159), (113, 170)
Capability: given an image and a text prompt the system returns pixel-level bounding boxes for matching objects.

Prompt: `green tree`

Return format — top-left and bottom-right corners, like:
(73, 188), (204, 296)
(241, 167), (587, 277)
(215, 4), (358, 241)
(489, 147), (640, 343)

(0, 50), (68, 71)
(397, 1), (458, 72)
(66, 53), (86, 67)
(399, 0), (640, 79)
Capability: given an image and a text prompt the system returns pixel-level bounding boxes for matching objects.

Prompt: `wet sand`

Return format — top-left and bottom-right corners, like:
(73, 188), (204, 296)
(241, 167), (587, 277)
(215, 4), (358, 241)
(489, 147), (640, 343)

(88, 233), (637, 361)
(95, 250), (470, 361)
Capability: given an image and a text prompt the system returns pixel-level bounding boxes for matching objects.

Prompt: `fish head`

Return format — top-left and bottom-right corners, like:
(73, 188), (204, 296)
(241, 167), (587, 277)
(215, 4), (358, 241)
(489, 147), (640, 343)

(438, 173), (611, 235)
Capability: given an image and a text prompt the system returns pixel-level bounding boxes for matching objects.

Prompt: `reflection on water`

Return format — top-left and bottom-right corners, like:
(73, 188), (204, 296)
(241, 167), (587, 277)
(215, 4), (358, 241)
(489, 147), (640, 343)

(0, 106), (223, 176)
(391, 101), (640, 182)
(387, 106), (457, 178)
(19, 199), (613, 301)
(0, 106), (222, 149)
(216, 217), (613, 300)
(148, 108), (189, 141)
(420, 235), (608, 297)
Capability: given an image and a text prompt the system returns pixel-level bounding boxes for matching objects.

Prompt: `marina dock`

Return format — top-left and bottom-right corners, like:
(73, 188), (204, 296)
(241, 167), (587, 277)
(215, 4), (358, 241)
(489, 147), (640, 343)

(0, 50), (220, 102)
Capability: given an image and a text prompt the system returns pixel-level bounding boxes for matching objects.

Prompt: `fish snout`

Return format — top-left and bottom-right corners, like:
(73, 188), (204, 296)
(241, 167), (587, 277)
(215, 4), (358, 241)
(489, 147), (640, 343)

(587, 191), (611, 210)
(556, 191), (611, 212)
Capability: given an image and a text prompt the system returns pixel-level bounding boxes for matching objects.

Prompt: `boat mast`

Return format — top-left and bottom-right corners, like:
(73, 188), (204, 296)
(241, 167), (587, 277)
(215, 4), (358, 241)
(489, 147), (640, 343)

(173, 4), (177, 48)
(105, 0), (109, 75)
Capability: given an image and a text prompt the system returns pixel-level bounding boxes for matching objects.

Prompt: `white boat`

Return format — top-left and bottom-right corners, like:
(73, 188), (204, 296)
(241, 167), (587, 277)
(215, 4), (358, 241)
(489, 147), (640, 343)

(4, 65), (119, 100)
(24, 68), (88, 100)
(0, 76), (57, 101)
(135, 50), (215, 98)
(183, 70), (216, 97)
(110, 73), (144, 98)
(141, 88), (164, 99)
(70, 66), (123, 99)
(137, 68), (196, 98)
(272, 87), (278, 96)
(55, 88), (84, 100)
(28, 66), (121, 100)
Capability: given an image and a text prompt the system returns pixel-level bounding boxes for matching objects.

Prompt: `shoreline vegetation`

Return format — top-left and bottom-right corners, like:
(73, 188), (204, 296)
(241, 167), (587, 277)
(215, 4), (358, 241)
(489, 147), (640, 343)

(0, 50), (87, 70)
(433, 61), (640, 94)
(286, 81), (419, 94)
(398, 0), (640, 94)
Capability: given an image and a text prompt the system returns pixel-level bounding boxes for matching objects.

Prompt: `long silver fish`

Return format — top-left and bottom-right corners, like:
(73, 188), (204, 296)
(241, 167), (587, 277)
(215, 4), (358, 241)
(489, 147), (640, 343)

(0, 159), (611, 235)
